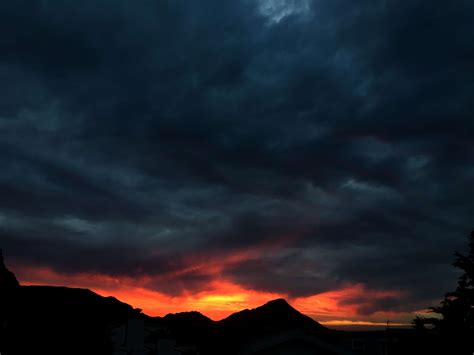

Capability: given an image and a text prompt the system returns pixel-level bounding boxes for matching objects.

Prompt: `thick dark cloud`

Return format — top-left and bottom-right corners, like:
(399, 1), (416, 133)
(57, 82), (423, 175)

(1, 0), (473, 316)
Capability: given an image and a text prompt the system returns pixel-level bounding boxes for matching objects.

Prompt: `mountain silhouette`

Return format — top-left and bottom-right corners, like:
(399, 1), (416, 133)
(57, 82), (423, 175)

(3, 285), (143, 355)
(0, 252), (420, 355)
(220, 298), (327, 334)
(0, 251), (335, 355)
(193, 298), (335, 355)
(156, 311), (217, 349)
(164, 310), (214, 326)
(143, 299), (332, 354)
(0, 249), (19, 289)
(0, 250), (20, 355)
(0, 252), (142, 355)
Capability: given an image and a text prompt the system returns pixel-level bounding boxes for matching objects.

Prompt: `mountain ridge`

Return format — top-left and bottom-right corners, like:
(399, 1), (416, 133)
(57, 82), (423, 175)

(219, 297), (327, 334)
(1, 252), (332, 355)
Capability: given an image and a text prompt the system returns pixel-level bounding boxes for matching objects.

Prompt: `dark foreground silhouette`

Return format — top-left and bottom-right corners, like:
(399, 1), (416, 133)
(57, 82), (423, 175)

(1, 232), (473, 355)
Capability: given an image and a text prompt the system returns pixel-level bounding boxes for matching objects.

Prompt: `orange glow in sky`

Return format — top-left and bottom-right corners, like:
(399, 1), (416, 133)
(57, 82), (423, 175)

(16, 264), (415, 327)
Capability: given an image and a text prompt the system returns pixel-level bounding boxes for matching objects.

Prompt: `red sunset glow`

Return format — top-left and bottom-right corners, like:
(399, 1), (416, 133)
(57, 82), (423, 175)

(16, 264), (415, 328)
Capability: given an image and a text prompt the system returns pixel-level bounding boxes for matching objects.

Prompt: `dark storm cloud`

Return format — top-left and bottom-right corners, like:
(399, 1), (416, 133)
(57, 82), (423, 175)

(0, 224), (176, 276)
(0, 142), (154, 221)
(1, 0), (473, 316)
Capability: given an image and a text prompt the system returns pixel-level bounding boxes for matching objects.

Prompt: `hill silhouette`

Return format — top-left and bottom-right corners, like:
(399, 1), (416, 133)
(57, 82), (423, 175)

(158, 311), (217, 348)
(0, 249), (19, 289)
(0, 252), (422, 355)
(151, 299), (331, 354)
(3, 285), (143, 355)
(164, 310), (214, 326)
(0, 254), (142, 355)
(220, 298), (327, 334)
(205, 298), (336, 355)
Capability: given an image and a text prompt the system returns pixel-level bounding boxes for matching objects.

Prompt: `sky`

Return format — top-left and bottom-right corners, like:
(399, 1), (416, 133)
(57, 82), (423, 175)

(1, 0), (473, 328)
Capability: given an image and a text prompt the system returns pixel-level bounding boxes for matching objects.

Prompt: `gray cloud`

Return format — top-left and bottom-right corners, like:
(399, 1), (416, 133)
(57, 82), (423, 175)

(0, 0), (473, 316)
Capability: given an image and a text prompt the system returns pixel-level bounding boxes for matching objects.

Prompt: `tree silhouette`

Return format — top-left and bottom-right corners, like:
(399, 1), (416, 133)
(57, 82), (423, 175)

(422, 230), (474, 354)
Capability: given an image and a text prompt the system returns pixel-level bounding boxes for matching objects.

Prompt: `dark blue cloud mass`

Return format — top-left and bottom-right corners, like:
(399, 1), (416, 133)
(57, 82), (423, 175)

(0, 0), (473, 315)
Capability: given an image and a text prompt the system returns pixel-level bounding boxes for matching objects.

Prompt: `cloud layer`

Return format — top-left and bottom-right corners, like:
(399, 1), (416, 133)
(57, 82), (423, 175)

(1, 0), (473, 320)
